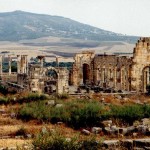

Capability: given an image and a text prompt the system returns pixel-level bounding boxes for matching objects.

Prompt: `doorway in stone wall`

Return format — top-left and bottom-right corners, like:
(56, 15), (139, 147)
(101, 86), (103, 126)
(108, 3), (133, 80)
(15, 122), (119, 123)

(45, 68), (58, 94)
(83, 63), (90, 85)
(143, 66), (150, 93)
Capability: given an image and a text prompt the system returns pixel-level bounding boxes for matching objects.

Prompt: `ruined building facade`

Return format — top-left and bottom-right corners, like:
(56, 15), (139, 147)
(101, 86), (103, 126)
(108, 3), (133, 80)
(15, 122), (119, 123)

(71, 38), (150, 93)
(17, 56), (69, 94)
(1, 37), (150, 94)
(0, 55), (69, 94)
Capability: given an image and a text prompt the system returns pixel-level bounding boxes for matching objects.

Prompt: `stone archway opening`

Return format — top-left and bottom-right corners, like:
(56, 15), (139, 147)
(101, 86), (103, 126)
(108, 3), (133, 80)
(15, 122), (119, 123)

(143, 66), (150, 93)
(83, 63), (90, 85)
(45, 69), (58, 94)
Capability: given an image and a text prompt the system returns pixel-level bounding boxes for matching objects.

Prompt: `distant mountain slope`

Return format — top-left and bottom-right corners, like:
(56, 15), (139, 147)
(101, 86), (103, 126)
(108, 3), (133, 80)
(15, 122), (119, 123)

(0, 10), (138, 42)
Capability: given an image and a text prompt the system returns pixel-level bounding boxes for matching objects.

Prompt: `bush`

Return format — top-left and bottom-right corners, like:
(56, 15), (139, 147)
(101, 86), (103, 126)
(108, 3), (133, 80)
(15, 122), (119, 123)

(0, 96), (8, 104)
(142, 104), (150, 117)
(0, 85), (8, 95)
(19, 93), (48, 102)
(18, 100), (103, 128)
(18, 101), (51, 121)
(17, 98), (150, 128)
(66, 100), (103, 129)
(9, 93), (49, 104)
(33, 130), (80, 150)
(110, 104), (145, 124)
(32, 130), (102, 150)
(55, 93), (69, 99)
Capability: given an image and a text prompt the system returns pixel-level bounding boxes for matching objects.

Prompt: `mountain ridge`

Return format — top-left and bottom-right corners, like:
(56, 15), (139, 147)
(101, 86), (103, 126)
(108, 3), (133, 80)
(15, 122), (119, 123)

(0, 10), (139, 42)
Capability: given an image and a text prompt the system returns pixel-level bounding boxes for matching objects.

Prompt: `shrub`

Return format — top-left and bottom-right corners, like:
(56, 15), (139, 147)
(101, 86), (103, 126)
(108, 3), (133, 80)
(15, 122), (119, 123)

(142, 104), (150, 117)
(110, 104), (145, 124)
(32, 130), (80, 150)
(55, 93), (69, 99)
(9, 93), (49, 104)
(32, 130), (102, 150)
(18, 101), (51, 121)
(0, 85), (8, 95)
(66, 101), (103, 129)
(18, 98), (150, 128)
(20, 93), (48, 102)
(0, 96), (8, 104)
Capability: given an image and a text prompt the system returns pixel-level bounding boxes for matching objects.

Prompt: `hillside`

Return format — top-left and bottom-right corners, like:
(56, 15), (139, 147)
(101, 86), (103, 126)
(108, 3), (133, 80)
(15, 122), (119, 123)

(0, 10), (138, 42)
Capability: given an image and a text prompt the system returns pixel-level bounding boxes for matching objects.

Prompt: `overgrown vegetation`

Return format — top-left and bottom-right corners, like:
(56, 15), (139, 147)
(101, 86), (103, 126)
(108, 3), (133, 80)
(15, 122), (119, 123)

(17, 98), (150, 128)
(55, 93), (69, 99)
(0, 85), (9, 95)
(0, 93), (48, 104)
(32, 130), (102, 150)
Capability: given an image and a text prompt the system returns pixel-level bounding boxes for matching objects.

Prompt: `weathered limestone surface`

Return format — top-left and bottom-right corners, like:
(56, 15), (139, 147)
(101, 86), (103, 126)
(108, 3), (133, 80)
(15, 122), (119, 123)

(71, 37), (150, 93)
(17, 55), (69, 94)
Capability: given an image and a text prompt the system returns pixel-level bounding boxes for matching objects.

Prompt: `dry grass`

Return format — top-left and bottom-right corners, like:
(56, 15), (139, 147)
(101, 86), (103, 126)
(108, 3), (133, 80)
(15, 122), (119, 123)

(0, 139), (31, 148)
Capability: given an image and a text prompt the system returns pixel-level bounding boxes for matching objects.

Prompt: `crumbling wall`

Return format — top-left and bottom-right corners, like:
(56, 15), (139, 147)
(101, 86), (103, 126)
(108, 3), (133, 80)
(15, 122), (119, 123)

(72, 51), (95, 86)
(131, 37), (150, 92)
(93, 55), (132, 91)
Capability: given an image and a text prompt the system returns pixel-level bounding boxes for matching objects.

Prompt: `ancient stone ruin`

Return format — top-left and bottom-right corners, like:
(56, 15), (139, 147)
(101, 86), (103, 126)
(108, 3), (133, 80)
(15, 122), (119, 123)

(71, 37), (150, 93)
(0, 55), (69, 94)
(0, 37), (150, 94)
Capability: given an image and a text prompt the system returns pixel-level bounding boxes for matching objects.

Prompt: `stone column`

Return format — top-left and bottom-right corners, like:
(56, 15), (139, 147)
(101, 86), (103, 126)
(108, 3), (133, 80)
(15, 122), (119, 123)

(0, 55), (3, 74)
(20, 55), (24, 73)
(56, 57), (59, 67)
(114, 67), (117, 89)
(37, 56), (44, 67)
(23, 55), (26, 73)
(25, 55), (28, 74)
(17, 55), (21, 74)
(23, 55), (28, 74)
(8, 55), (11, 75)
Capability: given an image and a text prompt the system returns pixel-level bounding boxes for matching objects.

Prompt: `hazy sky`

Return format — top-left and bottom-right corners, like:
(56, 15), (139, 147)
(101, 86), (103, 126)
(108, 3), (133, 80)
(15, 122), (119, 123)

(0, 0), (150, 36)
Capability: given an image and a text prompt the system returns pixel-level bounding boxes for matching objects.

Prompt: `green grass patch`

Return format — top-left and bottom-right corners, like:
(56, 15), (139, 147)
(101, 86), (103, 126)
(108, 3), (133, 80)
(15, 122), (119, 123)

(17, 99), (150, 128)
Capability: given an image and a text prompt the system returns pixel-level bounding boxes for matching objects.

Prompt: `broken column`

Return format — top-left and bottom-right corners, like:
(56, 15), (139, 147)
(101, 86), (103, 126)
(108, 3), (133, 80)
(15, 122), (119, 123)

(20, 55), (24, 74)
(56, 57), (59, 67)
(8, 55), (11, 75)
(0, 55), (2, 74)
(37, 56), (45, 67)
(25, 55), (28, 74)
(17, 55), (21, 74)
(19, 55), (28, 74)
(23, 55), (28, 74)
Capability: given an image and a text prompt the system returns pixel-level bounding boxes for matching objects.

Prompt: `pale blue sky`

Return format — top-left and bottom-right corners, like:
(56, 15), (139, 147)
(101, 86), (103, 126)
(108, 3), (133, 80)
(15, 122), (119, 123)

(0, 0), (150, 36)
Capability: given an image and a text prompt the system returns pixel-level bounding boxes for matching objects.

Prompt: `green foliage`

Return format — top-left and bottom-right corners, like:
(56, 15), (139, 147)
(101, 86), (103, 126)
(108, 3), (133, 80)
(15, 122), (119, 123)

(17, 97), (150, 128)
(32, 130), (101, 150)
(142, 104), (150, 117)
(0, 85), (8, 95)
(18, 100), (103, 128)
(11, 93), (48, 104)
(110, 104), (145, 124)
(18, 101), (50, 121)
(0, 96), (8, 104)
(55, 93), (69, 99)
(0, 93), (48, 105)
(66, 100), (102, 128)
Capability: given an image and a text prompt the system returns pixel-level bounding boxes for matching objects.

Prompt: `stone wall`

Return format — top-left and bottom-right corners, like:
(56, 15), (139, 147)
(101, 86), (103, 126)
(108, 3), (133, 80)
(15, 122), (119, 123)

(131, 37), (150, 92)
(71, 51), (95, 86)
(71, 38), (150, 92)
(93, 54), (132, 91)
(27, 65), (69, 94)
